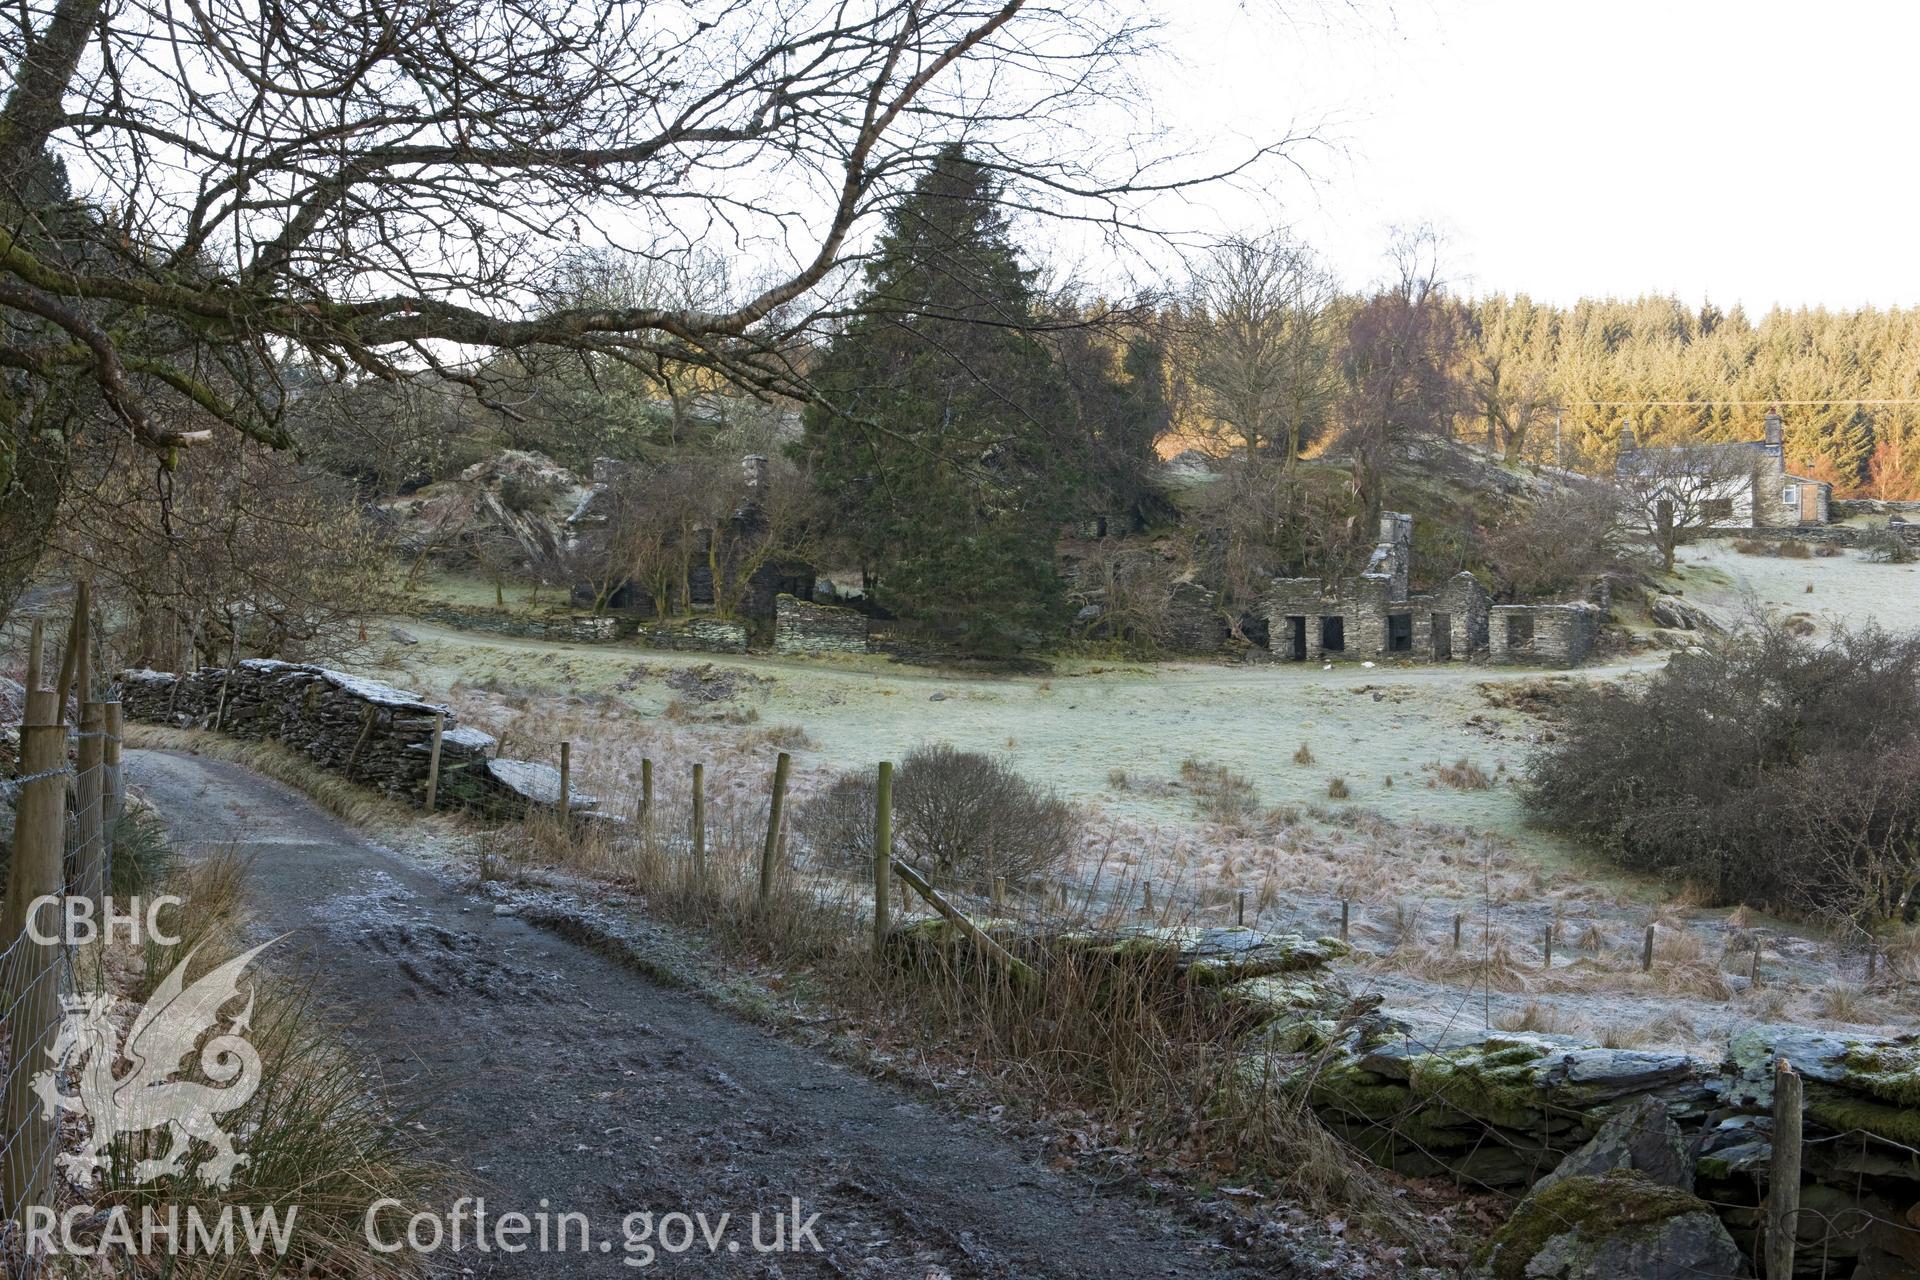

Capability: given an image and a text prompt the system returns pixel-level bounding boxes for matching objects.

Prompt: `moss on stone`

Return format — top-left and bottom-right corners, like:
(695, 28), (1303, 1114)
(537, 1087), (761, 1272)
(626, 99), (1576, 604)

(1806, 1087), (1920, 1148)
(1302, 1059), (1412, 1123)
(1408, 1040), (1549, 1130)
(1835, 1040), (1920, 1108)
(1475, 1170), (1709, 1280)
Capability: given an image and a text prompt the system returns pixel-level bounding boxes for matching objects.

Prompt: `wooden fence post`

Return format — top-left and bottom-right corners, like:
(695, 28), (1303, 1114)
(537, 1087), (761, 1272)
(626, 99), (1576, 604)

(1453, 913), (1464, 950)
(424, 712), (445, 812)
(1542, 922), (1554, 970)
(1236, 889), (1246, 927)
(758, 751), (791, 902)
(638, 757), (654, 828)
(24, 618), (42, 692)
(872, 761), (893, 951)
(2, 690), (67, 1223)
(74, 700), (106, 908)
(1642, 923), (1656, 973)
(690, 762), (705, 872)
(558, 741), (572, 832)
(1340, 899), (1350, 942)
(1767, 1057), (1803, 1280)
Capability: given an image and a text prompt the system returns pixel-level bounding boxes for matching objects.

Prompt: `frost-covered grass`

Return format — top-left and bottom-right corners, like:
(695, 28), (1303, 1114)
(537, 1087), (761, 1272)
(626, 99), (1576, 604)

(337, 611), (1920, 1062)
(1666, 541), (1920, 638)
(359, 621), (1650, 855)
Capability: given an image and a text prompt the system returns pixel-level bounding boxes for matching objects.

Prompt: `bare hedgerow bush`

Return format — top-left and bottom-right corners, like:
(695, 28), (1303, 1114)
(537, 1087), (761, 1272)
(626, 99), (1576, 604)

(1526, 619), (1920, 924)
(795, 744), (1080, 886)
(1860, 526), (1919, 564)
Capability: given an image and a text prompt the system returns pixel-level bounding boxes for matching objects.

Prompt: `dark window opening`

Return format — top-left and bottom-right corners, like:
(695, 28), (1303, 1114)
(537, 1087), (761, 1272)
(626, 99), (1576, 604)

(1505, 613), (1535, 650)
(1387, 613), (1413, 652)
(1320, 615), (1345, 652)
(1702, 497), (1735, 522)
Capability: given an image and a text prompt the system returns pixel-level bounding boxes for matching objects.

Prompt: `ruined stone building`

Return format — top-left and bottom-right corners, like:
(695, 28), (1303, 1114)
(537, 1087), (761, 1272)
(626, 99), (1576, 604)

(1616, 410), (1832, 528)
(1260, 514), (1597, 667)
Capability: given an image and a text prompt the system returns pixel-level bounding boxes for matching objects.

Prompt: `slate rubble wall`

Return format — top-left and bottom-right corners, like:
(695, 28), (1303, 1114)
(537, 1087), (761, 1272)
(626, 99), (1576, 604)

(118, 663), (567, 815)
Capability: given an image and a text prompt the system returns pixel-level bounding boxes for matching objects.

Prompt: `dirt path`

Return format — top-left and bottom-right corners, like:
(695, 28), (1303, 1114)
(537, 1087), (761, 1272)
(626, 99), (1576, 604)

(128, 748), (1287, 1279)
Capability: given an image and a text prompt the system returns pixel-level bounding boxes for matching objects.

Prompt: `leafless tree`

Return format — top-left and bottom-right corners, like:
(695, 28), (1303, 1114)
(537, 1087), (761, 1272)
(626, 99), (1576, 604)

(1481, 483), (1627, 600)
(57, 433), (392, 669)
(1614, 438), (1758, 571)
(1334, 226), (1469, 527)
(1182, 232), (1337, 466)
(0, 0), (1294, 627)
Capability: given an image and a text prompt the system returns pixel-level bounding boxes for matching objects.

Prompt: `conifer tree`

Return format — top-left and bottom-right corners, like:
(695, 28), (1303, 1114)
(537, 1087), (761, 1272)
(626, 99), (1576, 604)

(800, 144), (1077, 653)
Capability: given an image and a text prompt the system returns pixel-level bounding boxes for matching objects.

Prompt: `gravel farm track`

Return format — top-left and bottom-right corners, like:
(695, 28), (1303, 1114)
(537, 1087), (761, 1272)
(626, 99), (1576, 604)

(129, 748), (1292, 1280)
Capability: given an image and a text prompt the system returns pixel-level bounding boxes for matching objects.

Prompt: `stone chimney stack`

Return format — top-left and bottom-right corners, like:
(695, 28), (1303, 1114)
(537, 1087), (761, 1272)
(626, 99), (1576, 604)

(741, 454), (769, 495)
(1619, 425), (1637, 455)
(1764, 411), (1784, 451)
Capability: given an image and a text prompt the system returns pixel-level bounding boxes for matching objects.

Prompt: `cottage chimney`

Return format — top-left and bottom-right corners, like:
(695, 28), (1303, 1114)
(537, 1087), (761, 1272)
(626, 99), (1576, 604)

(1764, 411), (1783, 450)
(741, 454), (769, 494)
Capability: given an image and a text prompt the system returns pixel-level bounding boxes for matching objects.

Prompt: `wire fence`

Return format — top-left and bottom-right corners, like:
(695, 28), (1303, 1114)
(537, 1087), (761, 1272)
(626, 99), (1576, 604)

(13, 637), (1915, 1275)
(0, 597), (125, 1277)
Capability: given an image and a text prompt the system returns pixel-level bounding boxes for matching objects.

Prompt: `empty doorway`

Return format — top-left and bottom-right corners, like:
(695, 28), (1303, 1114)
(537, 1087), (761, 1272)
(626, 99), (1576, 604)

(1319, 615), (1345, 653)
(1387, 613), (1413, 653)
(1286, 615), (1308, 661)
(1431, 613), (1452, 660)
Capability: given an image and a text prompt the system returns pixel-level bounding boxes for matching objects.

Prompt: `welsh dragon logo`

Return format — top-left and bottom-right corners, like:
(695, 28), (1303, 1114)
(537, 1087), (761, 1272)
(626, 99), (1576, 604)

(31, 939), (278, 1189)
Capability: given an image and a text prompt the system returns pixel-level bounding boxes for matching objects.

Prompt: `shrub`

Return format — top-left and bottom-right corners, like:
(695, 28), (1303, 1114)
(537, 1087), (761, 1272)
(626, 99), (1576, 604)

(1524, 620), (1920, 922)
(1777, 539), (1814, 559)
(1860, 527), (1918, 564)
(795, 744), (1080, 885)
(1326, 777), (1350, 800)
(1292, 741), (1315, 765)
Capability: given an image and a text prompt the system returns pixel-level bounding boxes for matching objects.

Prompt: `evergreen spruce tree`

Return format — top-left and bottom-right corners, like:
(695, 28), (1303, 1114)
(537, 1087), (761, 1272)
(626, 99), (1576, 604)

(800, 144), (1077, 653)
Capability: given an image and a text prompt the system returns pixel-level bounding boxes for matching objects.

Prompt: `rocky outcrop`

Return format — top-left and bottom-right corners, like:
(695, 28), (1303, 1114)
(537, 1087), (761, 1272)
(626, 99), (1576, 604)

(380, 450), (597, 579)
(1534, 1097), (1695, 1194)
(1470, 1170), (1749, 1280)
(118, 663), (589, 817)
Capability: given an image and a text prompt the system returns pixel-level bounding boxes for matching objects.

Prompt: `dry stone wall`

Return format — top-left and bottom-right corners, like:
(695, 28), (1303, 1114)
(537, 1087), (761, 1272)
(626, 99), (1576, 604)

(118, 662), (583, 816)
(629, 617), (750, 653)
(773, 594), (870, 655)
(891, 919), (1917, 1279)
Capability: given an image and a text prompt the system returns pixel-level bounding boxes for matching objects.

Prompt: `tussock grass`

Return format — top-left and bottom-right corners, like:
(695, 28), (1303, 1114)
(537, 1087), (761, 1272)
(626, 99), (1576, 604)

(475, 749), (1423, 1245)
(100, 850), (438, 1278)
(1292, 741), (1315, 766)
(123, 724), (414, 829)
(1495, 1000), (1581, 1036)
(1372, 931), (1530, 992)
(1178, 756), (1262, 826)
(1325, 777), (1350, 800)
(1424, 757), (1492, 791)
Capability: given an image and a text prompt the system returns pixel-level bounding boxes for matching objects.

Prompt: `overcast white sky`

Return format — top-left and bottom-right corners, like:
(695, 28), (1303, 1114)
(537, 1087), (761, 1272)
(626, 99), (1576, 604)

(1146, 0), (1920, 310)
